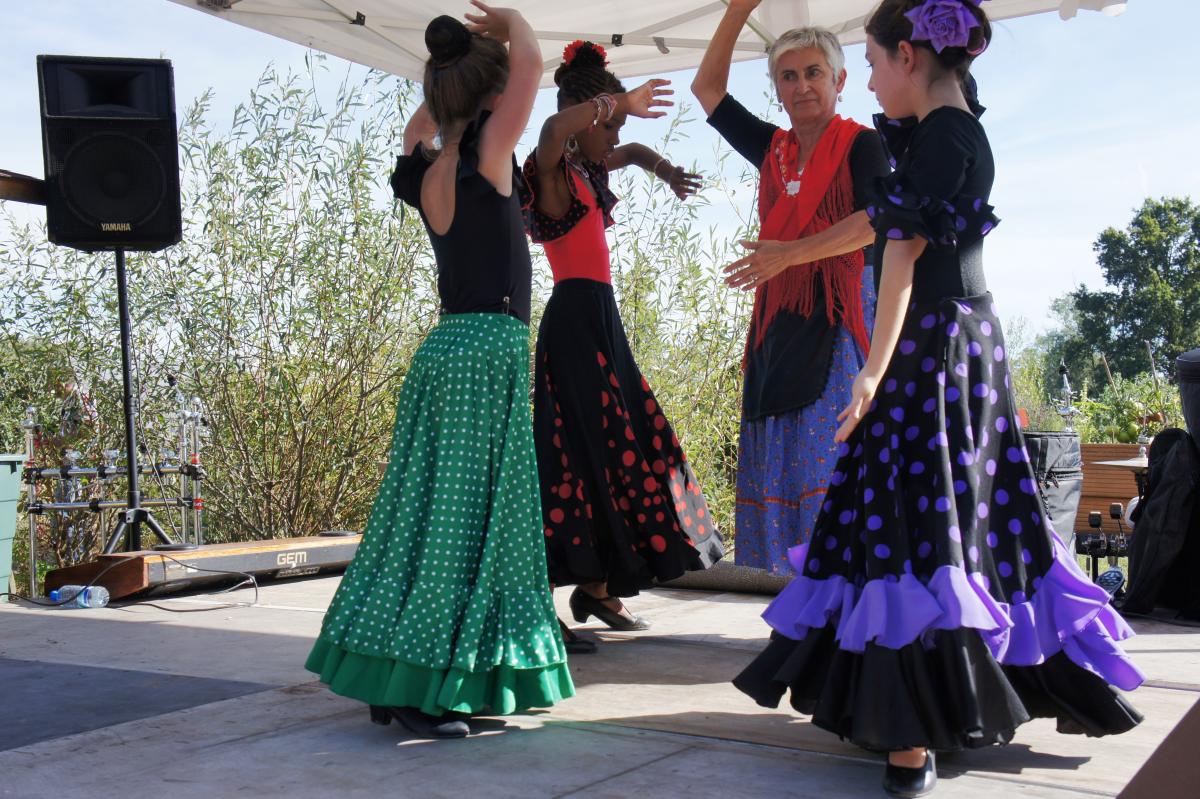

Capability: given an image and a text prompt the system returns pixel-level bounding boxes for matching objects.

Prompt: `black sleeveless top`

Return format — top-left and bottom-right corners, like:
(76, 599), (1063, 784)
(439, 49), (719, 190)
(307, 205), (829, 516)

(390, 112), (533, 324)
(867, 107), (999, 303)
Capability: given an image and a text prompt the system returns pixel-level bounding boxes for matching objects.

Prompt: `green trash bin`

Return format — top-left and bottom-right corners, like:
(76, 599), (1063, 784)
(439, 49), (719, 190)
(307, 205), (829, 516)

(0, 454), (24, 602)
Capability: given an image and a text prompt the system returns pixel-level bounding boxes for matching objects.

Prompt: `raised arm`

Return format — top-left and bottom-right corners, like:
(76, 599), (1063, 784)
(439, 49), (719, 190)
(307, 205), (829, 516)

(402, 102), (437, 156)
(466, 2), (542, 192)
(535, 80), (672, 175)
(531, 80), (673, 216)
(608, 143), (702, 201)
(691, 0), (762, 116)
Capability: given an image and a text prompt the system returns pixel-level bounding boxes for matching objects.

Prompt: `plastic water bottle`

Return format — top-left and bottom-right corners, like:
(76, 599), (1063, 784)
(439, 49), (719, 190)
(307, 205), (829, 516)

(48, 585), (110, 608)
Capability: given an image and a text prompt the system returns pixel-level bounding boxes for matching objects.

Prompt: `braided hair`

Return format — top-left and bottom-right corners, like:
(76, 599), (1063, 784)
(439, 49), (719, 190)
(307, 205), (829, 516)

(553, 41), (625, 110)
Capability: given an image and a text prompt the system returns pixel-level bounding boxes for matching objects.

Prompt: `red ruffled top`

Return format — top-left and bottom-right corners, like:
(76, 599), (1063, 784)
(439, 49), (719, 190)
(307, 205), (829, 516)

(520, 153), (618, 284)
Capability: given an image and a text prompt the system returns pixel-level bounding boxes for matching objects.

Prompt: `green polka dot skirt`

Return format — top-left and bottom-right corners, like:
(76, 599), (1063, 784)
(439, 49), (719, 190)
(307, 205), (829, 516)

(306, 313), (575, 715)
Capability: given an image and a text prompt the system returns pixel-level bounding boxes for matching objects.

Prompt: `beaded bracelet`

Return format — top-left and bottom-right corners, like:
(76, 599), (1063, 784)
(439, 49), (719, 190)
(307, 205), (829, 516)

(595, 92), (617, 122)
(652, 157), (670, 180)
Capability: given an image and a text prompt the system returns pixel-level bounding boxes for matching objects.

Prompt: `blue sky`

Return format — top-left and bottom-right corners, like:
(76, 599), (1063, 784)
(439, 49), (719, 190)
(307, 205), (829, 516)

(2, 1), (1196, 336)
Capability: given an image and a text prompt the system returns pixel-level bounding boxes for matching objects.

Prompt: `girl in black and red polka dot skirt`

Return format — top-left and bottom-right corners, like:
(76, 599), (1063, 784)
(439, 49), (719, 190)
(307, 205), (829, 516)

(520, 41), (724, 652)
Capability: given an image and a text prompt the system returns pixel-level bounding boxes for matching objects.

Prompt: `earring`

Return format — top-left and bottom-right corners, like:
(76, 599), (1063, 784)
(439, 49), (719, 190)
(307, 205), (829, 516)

(837, 94), (843, 102)
(565, 134), (579, 155)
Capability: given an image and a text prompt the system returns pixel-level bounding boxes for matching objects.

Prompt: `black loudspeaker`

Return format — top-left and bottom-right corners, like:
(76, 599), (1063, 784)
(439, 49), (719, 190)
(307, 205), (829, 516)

(37, 55), (181, 252)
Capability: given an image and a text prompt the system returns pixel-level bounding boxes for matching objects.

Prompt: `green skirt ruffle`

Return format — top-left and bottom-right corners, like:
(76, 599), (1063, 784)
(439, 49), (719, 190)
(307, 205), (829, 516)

(305, 313), (574, 715)
(305, 638), (575, 715)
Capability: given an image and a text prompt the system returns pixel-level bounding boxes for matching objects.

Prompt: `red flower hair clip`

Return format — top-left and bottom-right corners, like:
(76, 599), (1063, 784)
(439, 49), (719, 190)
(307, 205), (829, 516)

(562, 40), (608, 67)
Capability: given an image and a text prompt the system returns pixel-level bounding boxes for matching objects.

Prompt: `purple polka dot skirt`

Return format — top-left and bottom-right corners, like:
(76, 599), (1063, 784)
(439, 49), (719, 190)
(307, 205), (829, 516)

(734, 294), (1144, 751)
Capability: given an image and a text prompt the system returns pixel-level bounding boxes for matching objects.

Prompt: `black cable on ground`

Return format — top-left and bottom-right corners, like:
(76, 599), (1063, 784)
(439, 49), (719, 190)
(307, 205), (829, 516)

(0, 551), (259, 612)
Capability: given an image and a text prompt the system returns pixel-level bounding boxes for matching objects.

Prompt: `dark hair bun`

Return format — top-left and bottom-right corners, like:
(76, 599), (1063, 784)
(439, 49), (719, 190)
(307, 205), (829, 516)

(426, 15), (472, 66)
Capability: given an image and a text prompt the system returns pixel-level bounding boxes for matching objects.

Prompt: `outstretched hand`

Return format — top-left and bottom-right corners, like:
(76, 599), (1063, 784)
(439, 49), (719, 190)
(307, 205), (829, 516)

(663, 165), (702, 200)
(625, 79), (674, 119)
(464, 0), (517, 42)
(722, 239), (795, 290)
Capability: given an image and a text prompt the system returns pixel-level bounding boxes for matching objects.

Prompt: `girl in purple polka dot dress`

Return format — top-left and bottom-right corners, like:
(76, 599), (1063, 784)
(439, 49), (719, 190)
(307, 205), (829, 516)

(734, 1), (1142, 795)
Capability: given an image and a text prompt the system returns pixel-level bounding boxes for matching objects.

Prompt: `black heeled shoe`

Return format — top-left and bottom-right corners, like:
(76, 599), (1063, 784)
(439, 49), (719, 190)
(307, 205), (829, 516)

(883, 750), (937, 798)
(369, 705), (469, 739)
(569, 587), (650, 631)
(558, 618), (598, 654)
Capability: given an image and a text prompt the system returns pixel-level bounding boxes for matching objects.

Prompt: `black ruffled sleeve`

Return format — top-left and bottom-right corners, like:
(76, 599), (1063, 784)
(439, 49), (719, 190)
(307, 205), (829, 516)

(390, 145), (434, 209)
(848, 131), (891, 211)
(391, 111), (495, 209)
(519, 150), (617, 244)
(866, 109), (999, 249)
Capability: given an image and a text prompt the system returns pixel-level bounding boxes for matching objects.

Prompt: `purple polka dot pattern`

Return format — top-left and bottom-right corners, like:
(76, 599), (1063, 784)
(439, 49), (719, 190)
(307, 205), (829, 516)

(796, 294), (1064, 631)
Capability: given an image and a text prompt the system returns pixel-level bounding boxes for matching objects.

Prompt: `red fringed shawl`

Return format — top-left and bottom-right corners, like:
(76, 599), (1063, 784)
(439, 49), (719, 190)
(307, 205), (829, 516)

(751, 116), (871, 356)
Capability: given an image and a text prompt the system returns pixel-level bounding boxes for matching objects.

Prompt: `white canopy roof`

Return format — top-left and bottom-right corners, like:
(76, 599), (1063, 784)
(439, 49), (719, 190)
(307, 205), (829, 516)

(167, 0), (1128, 85)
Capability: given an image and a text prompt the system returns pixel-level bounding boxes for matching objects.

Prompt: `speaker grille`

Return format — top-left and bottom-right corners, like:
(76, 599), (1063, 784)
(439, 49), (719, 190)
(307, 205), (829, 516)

(60, 132), (166, 228)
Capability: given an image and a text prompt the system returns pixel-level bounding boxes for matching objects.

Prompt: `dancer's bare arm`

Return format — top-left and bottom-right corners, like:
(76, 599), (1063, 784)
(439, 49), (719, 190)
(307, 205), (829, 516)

(533, 81), (673, 216)
(608, 143), (702, 201)
(402, 102), (437, 156)
(691, 0), (762, 116)
(468, 2), (541, 195)
(834, 238), (923, 442)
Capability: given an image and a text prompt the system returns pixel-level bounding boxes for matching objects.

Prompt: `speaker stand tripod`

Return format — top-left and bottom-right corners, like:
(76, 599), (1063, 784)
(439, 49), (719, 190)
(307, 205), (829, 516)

(101, 248), (195, 555)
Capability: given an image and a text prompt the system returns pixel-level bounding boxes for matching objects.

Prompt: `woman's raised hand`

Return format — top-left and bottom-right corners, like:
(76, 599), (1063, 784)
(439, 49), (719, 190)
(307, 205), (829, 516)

(464, 0), (519, 42)
(624, 79), (674, 119)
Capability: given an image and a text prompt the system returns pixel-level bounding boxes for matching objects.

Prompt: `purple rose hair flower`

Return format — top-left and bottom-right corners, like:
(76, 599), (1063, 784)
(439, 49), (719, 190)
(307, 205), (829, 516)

(905, 0), (985, 54)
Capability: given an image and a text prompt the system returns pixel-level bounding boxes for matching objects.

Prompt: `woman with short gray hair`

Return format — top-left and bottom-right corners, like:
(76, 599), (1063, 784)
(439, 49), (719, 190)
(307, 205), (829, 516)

(692, 0), (890, 576)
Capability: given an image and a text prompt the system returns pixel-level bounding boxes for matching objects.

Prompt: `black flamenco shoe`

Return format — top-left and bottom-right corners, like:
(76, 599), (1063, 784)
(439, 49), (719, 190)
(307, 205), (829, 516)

(883, 750), (937, 798)
(558, 617), (598, 654)
(369, 705), (469, 739)
(569, 587), (650, 632)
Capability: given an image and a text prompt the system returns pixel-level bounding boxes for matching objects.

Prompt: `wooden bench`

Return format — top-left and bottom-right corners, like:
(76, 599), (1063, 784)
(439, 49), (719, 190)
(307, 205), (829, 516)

(1076, 443), (1142, 534)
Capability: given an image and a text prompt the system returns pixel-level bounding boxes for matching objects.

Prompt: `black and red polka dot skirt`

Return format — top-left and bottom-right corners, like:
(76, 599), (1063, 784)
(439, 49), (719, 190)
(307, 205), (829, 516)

(534, 279), (725, 596)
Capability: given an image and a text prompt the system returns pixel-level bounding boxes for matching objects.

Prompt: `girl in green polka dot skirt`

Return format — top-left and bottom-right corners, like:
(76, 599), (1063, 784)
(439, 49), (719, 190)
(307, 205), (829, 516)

(305, 5), (574, 739)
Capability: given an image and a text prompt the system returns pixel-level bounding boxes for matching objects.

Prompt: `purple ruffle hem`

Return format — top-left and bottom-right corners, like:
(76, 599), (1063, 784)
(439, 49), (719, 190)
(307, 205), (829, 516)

(762, 538), (1145, 692)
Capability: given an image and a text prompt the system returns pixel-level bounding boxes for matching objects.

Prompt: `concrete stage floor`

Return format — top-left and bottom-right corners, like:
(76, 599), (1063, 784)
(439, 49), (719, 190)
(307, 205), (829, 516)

(0, 576), (1195, 798)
